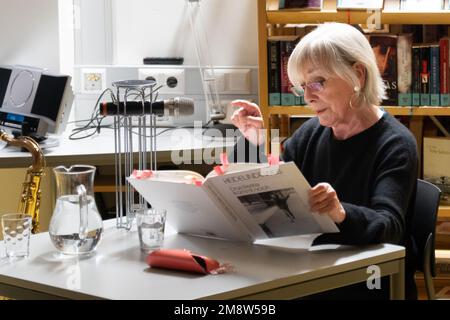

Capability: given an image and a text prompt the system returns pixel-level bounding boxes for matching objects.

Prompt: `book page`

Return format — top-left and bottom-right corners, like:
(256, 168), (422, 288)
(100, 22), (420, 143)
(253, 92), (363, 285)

(205, 162), (268, 180)
(205, 162), (339, 241)
(127, 177), (251, 242)
(148, 170), (205, 183)
(254, 234), (321, 250)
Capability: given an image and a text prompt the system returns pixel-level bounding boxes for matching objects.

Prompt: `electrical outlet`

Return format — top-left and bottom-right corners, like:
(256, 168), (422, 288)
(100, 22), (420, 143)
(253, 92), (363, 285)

(138, 68), (185, 95)
(138, 68), (163, 88)
(204, 68), (251, 94)
(160, 69), (185, 95)
(81, 68), (106, 93)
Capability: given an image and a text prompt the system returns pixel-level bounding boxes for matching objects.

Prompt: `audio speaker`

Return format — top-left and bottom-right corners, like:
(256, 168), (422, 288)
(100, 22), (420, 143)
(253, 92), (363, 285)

(0, 65), (74, 135)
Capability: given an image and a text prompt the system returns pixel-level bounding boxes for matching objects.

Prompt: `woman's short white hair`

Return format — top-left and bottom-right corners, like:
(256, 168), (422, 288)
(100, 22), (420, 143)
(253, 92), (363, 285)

(287, 22), (386, 105)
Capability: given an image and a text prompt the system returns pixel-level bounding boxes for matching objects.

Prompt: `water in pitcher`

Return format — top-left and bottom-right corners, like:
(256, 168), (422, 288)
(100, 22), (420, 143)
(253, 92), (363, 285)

(49, 195), (103, 255)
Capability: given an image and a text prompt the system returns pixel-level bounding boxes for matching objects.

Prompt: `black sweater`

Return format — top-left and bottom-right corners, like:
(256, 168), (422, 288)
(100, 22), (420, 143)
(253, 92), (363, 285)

(283, 112), (419, 299)
(229, 112), (419, 298)
(283, 112), (418, 247)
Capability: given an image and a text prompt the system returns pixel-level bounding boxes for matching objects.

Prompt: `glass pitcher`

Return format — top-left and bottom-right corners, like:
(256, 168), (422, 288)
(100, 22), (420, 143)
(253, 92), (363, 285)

(49, 165), (103, 255)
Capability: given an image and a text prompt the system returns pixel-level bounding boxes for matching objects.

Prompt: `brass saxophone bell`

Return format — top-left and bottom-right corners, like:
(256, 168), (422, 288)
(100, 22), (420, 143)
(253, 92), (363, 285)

(0, 129), (45, 234)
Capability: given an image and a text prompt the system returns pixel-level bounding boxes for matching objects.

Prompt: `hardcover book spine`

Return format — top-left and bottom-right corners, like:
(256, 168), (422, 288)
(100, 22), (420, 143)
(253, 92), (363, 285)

(295, 95), (306, 106)
(439, 37), (450, 106)
(367, 34), (398, 106)
(282, 0), (321, 9)
(412, 46), (421, 106)
(397, 34), (413, 106)
(280, 39), (297, 106)
(430, 44), (441, 106)
(267, 40), (281, 106)
(420, 45), (431, 106)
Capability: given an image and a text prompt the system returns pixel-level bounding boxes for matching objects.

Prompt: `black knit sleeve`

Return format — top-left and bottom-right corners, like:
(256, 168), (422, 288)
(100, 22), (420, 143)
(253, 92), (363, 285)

(314, 137), (418, 246)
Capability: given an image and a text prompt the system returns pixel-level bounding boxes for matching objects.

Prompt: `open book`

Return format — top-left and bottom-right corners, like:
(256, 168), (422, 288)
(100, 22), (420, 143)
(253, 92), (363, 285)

(128, 162), (339, 248)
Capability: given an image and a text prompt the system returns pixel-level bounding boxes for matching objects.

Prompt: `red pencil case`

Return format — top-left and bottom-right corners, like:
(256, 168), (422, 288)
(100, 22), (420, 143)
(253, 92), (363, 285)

(147, 249), (226, 274)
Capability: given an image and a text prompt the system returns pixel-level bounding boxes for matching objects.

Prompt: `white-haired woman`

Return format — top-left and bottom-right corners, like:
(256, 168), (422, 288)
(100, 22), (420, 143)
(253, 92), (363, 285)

(230, 23), (418, 300)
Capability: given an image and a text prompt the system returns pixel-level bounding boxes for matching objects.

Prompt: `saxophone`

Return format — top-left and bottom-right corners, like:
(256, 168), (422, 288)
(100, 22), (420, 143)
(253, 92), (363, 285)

(0, 129), (45, 233)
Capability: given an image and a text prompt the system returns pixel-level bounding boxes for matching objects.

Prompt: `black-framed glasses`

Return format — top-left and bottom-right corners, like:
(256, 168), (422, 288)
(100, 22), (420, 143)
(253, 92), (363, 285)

(290, 79), (327, 97)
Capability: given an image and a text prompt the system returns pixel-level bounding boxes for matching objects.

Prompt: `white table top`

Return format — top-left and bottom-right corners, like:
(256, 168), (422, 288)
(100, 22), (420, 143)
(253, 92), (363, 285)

(0, 125), (235, 168)
(0, 220), (405, 300)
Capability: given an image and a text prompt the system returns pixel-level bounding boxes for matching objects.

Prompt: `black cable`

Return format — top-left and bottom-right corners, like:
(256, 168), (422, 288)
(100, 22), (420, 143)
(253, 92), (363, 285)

(68, 85), (214, 140)
(69, 88), (115, 140)
(201, 119), (214, 135)
(69, 113), (112, 140)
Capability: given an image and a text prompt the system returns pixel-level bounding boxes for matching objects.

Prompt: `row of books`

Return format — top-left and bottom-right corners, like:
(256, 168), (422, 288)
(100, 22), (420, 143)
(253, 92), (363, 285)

(267, 33), (450, 107)
(277, 0), (449, 11)
(267, 35), (304, 106)
(278, 0), (321, 10)
(367, 34), (450, 106)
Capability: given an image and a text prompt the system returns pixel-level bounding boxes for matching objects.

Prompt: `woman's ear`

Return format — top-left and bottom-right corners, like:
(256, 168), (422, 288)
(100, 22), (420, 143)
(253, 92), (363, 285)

(353, 62), (366, 89)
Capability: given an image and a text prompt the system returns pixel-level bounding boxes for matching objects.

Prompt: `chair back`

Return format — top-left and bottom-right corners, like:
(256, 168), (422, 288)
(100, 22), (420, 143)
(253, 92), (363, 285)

(412, 179), (441, 276)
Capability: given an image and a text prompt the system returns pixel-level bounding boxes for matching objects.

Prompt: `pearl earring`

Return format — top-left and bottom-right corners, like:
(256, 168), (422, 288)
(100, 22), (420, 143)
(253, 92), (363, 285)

(354, 86), (360, 92)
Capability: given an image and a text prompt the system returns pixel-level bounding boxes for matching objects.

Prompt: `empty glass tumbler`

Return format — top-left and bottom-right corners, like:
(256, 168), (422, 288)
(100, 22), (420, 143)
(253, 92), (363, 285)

(1, 213), (32, 258)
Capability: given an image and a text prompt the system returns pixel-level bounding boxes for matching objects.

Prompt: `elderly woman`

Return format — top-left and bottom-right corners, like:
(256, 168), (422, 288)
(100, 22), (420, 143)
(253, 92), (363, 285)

(231, 23), (418, 300)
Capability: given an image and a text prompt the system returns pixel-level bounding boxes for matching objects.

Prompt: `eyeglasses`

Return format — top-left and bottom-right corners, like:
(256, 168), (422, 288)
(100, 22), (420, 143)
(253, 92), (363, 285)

(290, 79), (327, 97)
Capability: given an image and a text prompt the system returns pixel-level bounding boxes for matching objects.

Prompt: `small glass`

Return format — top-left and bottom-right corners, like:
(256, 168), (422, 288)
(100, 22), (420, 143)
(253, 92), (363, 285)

(1, 213), (32, 259)
(136, 208), (167, 252)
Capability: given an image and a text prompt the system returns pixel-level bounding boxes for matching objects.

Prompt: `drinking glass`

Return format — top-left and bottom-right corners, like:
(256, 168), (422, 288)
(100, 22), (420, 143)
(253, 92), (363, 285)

(136, 208), (166, 252)
(1, 213), (32, 259)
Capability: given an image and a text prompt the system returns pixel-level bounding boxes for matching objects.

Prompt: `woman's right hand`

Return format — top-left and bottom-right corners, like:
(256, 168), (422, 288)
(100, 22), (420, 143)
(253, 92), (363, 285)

(230, 100), (265, 146)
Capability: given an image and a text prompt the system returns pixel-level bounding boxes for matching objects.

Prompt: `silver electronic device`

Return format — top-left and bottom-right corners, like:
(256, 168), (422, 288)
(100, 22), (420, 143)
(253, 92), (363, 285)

(0, 65), (74, 148)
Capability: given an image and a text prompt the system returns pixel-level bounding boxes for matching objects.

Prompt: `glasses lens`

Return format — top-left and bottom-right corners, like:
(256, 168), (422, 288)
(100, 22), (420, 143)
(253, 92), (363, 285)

(308, 81), (324, 91)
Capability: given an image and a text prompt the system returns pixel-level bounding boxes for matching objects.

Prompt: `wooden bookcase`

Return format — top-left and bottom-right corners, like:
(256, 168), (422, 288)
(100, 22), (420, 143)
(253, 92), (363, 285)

(257, 0), (450, 221)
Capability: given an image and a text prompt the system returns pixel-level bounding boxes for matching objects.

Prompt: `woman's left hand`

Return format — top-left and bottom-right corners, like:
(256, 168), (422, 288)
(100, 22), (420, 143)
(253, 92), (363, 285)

(309, 183), (346, 223)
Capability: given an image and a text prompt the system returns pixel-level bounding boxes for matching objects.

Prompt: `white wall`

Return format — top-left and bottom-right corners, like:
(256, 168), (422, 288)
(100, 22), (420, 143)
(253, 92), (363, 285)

(72, 0), (259, 125)
(0, 0), (60, 73)
(76, 0), (258, 67)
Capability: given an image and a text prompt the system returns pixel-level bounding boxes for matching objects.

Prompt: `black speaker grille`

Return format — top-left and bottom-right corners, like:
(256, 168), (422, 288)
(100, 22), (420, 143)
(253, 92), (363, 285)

(31, 75), (69, 121)
(0, 67), (12, 107)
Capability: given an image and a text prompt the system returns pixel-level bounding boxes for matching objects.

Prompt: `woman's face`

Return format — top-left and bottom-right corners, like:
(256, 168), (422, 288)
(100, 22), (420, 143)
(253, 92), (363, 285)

(301, 68), (355, 128)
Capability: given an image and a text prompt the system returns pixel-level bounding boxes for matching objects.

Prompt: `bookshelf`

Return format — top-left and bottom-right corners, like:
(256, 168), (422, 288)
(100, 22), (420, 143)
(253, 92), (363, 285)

(256, 0), (450, 219)
(266, 11), (450, 25)
(440, 205), (450, 219)
(268, 106), (450, 116)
